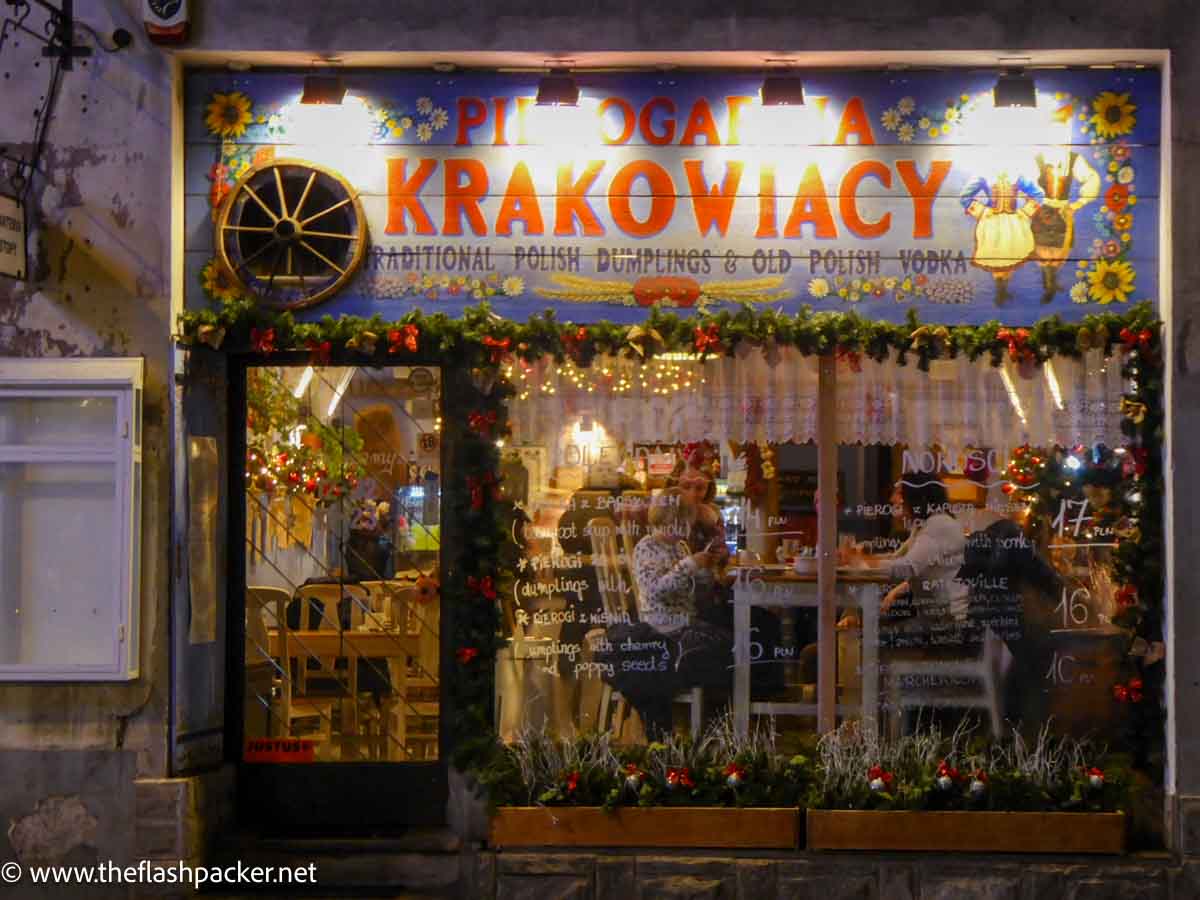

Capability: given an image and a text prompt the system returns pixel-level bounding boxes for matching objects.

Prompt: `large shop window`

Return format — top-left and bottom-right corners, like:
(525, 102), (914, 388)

(497, 348), (1127, 747)
(0, 358), (143, 681)
(241, 364), (441, 762)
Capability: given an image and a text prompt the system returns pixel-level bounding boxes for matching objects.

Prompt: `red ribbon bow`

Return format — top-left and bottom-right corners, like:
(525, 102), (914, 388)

(456, 646), (479, 665)
(562, 326), (589, 360)
(468, 410), (498, 436)
(1120, 327), (1155, 350)
(306, 339), (332, 366)
(468, 473), (498, 511)
(251, 327), (276, 354)
(996, 327), (1032, 362)
(666, 767), (694, 789)
(388, 324), (420, 354)
(467, 575), (497, 600)
(1116, 584), (1139, 608)
(836, 344), (863, 373)
(723, 762), (746, 780)
(564, 771), (580, 793)
(693, 324), (722, 355)
(483, 335), (512, 364)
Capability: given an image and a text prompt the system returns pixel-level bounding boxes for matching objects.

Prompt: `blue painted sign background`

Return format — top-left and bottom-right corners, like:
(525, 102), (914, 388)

(185, 68), (1160, 326)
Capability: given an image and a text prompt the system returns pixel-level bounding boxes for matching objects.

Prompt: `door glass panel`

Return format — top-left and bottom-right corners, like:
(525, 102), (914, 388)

(242, 365), (440, 763)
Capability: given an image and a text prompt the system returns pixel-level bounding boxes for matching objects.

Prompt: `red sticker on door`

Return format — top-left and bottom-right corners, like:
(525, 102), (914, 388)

(244, 738), (316, 763)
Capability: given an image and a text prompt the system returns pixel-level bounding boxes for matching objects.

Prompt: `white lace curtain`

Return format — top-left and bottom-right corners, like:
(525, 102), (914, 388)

(506, 348), (1126, 459)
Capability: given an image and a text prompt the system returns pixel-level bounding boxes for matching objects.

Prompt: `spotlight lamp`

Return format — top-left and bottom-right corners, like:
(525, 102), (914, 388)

(993, 70), (1037, 108)
(536, 70), (580, 107)
(301, 75), (347, 106)
(761, 74), (805, 106)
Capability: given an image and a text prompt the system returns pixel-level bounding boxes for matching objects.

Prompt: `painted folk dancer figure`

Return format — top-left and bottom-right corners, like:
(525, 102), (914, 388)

(1030, 110), (1102, 302)
(960, 172), (1045, 305)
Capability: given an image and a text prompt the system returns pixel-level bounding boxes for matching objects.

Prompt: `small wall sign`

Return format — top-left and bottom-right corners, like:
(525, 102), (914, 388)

(0, 194), (26, 281)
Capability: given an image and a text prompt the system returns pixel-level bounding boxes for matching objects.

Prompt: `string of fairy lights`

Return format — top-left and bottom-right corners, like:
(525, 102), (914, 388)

(503, 355), (708, 402)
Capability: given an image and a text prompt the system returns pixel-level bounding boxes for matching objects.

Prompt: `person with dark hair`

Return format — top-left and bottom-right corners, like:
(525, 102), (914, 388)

(878, 474), (967, 620)
(957, 517), (1061, 726)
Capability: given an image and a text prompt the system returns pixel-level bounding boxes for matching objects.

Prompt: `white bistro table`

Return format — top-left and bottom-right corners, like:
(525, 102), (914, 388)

(731, 566), (888, 736)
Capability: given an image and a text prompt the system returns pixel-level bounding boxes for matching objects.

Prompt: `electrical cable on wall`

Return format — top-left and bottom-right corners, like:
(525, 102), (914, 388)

(0, 0), (129, 200)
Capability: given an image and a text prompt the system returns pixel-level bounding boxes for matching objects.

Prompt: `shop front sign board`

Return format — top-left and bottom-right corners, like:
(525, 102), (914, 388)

(186, 69), (1159, 326)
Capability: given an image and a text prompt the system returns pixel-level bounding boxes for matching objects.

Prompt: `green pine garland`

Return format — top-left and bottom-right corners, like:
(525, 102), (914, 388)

(178, 298), (1164, 781)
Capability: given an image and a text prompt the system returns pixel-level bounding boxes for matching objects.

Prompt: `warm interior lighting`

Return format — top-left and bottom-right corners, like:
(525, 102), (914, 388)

(1043, 360), (1066, 411)
(293, 366), (314, 399)
(536, 70), (579, 107)
(326, 367), (357, 420)
(301, 74), (347, 105)
(761, 74), (805, 107)
(998, 364), (1029, 427)
(993, 71), (1036, 108)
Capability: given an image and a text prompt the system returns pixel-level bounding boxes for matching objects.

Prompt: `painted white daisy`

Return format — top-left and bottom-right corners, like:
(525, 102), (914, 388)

(897, 96), (916, 115)
(430, 108), (449, 131)
(416, 122), (434, 142)
(881, 108), (902, 131)
(808, 277), (830, 298)
(897, 123), (915, 143)
(918, 117), (932, 130)
(1117, 166), (1134, 185)
(502, 275), (525, 296)
(416, 97), (434, 115)
(1070, 281), (1090, 304)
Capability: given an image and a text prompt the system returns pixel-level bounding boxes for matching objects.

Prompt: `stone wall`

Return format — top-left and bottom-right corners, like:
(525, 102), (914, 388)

(468, 850), (1196, 900)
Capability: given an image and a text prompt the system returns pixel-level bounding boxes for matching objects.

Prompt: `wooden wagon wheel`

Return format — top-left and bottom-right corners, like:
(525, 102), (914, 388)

(214, 158), (367, 310)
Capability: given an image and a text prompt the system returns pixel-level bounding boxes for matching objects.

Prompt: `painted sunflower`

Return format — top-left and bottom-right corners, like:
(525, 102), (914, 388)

(205, 91), (254, 139)
(1090, 91), (1136, 140)
(200, 258), (241, 302)
(1087, 259), (1136, 305)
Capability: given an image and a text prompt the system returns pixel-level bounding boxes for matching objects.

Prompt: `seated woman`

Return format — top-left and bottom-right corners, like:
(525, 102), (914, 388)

(619, 487), (733, 737)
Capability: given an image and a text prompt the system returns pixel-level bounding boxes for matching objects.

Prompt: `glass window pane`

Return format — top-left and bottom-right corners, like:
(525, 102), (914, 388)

(0, 462), (118, 667)
(242, 365), (440, 763)
(498, 350), (822, 747)
(0, 395), (117, 447)
(837, 438), (1129, 744)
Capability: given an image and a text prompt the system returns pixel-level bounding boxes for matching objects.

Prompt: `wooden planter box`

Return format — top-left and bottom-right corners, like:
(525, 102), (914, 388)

(490, 806), (798, 849)
(806, 809), (1125, 854)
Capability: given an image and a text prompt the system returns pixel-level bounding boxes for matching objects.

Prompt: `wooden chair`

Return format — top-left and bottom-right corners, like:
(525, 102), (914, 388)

(885, 629), (1007, 739)
(252, 585), (337, 745)
(245, 586), (289, 740)
(292, 582), (373, 757)
(359, 580), (422, 760)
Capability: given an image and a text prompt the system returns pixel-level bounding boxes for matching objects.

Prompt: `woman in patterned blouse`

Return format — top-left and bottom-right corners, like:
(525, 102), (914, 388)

(633, 487), (726, 632)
